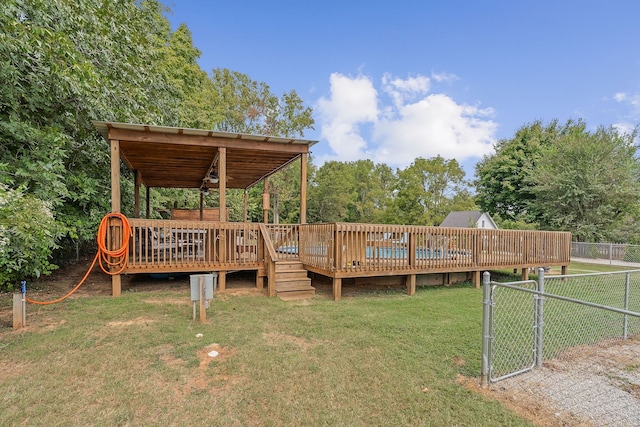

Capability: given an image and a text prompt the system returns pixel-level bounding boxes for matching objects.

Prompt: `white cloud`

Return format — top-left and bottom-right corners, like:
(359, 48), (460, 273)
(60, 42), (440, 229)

(382, 73), (431, 108)
(613, 91), (640, 136)
(316, 73), (379, 159)
(315, 72), (497, 168)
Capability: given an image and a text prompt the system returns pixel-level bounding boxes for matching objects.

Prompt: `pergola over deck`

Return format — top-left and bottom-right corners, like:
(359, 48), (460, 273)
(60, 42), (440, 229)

(96, 121), (571, 300)
(95, 121), (316, 295)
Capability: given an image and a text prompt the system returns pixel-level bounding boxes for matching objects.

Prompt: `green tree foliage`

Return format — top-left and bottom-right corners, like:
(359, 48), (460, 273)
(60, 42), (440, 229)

(0, 0), (319, 287)
(208, 68), (314, 137)
(0, 185), (67, 287)
(390, 156), (475, 225)
(308, 159), (395, 224)
(475, 119), (640, 241)
(474, 120), (561, 221)
(529, 124), (640, 241)
(308, 161), (354, 223)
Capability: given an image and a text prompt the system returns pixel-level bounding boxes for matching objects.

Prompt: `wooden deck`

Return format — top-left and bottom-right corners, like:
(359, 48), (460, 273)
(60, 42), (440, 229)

(108, 219), (571, 300)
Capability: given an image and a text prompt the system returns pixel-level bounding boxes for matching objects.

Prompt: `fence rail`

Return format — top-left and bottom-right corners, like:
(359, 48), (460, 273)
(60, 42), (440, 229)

(482, 270), (640, 426)
(572, 241), (640, 264)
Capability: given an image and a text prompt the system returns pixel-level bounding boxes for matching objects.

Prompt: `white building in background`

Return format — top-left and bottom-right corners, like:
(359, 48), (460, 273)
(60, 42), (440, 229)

(439, 210), (498, 229)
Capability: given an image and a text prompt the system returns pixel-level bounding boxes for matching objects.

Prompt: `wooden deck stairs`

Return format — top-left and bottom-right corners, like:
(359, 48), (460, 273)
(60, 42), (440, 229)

(275, 260), (315, 300)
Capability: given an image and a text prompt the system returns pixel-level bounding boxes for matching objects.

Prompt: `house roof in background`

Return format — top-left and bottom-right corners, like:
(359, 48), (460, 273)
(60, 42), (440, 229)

(440, 210), (485, 228)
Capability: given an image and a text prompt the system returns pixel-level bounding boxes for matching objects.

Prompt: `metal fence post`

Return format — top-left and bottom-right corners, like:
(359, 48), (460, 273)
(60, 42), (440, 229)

(624, 271), (630, 339)
(535, 268), (545, 368)
(481, 271), (492, 388)
(610, 243), (613, 265)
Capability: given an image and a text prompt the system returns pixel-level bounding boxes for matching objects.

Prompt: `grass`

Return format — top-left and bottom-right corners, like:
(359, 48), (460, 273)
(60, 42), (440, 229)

(0, 281), (536, 427)
(1, 260), (634, 426)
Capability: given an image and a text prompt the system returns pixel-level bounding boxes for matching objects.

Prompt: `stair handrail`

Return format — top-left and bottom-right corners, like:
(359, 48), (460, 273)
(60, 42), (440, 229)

(259, 223), (278, 297)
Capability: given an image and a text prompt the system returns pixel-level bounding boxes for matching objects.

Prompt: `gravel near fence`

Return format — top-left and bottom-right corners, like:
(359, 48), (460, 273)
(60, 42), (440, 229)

(491, 336), (640, 426)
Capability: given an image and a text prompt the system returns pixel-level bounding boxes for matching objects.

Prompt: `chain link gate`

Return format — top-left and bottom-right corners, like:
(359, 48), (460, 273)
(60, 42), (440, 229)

(481, 269), (640, 426)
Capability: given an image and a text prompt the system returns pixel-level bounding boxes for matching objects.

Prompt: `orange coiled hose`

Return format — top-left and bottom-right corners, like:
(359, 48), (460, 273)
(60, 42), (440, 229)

(26, 213), (131, 305)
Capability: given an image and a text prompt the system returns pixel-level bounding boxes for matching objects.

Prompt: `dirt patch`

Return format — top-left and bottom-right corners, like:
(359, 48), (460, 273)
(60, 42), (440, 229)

(263, 332), (317, 352)
(105, 317), (156, 327)
(185, 343), (239, 394)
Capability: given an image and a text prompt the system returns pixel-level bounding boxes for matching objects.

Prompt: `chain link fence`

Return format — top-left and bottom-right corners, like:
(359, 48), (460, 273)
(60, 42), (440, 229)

(482, 270), (640, 426)
(572, 241), (640, 264)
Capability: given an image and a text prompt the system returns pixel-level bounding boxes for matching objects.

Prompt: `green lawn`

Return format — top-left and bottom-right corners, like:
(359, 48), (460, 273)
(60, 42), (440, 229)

(0, 281), (535, 426)
(2, 260), (632, 426)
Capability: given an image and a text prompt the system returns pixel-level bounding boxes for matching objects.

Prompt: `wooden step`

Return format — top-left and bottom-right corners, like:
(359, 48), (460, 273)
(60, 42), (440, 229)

(277, 289), (316, 301)
(274, 260), (315, 300)
(276, 261), (305, 272)
(276, 269), (309, 280)
(276, 278), (313, 291)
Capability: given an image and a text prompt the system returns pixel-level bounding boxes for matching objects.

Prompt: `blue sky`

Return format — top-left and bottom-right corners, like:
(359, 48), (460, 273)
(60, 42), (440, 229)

(165, 1), (640, 177)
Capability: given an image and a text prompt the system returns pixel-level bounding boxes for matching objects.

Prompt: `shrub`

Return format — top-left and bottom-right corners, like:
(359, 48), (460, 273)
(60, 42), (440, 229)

(0, 185), (67, 290)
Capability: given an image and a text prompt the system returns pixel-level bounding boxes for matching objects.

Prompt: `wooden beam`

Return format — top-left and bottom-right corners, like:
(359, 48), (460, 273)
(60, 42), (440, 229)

(219, 147), (227, 222)
(218, 271), (226, 291)
(145, 186), (150, 219)
(300, 153), (307, 224)
(333, 277), (342, 301)
(134, 170), (141, 218)
(243, 190), (248, 223)
(110, 139), (122, 297)
(110, 140), (121, 213)
(13, 293), (24, 329)
(263, 177), (269, 224)
(406, 274), (416, 296)
(521, 268), (529, 281)
(473, 271), (481, 289)
(107, 128), (310, 154)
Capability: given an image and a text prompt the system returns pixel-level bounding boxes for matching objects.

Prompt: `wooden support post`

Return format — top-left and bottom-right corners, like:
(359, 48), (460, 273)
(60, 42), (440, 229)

(145, 186), (150, 219)
(300, 153), (307, 224)
(561, 265), (568, 275)
(256, 273), (264, 289)
(219, 147), (227, 222)
(333, 277), (342, 301)
(406, 274), (416, 296)
(243, 190), (248, 223)
(267, 261), (276, 297)
(408, 234), (416, 267)
(473, 271), (481, 289)
(199, 275), (206, 323)
(110, 139), (122, 297)
(13, 294), (24, 329)
(521, 268), (529, 281)
(218, 271), (226, 291)
(263, 177), (270, 224)
(134, 170), (141, 218)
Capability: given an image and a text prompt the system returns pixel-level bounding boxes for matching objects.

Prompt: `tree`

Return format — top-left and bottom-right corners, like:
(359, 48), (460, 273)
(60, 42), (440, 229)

(474, 120), (561, 221)
(475, 119), (640, 242)
(529, 125), (640, 241)
(207, 68), (314, 137)
(391, 156), (475, 225)
(308, 161), (354, 223)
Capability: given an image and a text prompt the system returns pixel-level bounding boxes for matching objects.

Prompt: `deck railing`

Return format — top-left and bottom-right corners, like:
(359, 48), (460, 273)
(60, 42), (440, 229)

(299, 223), (571, 276)
(125, 219), (262, 273)
(118, 219), (570, 276)
(264, 224), (300, 261)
